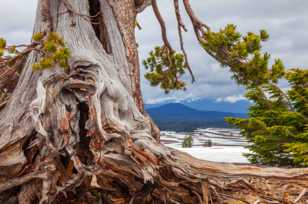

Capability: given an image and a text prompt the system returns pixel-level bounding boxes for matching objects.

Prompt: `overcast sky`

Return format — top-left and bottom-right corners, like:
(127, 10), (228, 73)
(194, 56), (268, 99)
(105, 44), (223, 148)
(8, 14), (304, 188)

(1, 1), (307, 104)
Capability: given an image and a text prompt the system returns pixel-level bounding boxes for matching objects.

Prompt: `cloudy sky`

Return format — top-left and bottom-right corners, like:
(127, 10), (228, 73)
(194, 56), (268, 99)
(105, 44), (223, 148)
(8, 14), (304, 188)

(1, 1), (308, 104)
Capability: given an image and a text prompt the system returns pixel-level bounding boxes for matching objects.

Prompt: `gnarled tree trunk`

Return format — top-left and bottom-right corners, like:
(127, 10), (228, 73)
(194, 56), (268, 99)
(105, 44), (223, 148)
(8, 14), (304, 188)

(0, 1), (307, 203)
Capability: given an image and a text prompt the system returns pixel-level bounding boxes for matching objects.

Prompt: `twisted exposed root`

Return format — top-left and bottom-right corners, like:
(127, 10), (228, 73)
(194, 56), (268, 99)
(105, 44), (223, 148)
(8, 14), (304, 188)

(1, 64), (308, 202)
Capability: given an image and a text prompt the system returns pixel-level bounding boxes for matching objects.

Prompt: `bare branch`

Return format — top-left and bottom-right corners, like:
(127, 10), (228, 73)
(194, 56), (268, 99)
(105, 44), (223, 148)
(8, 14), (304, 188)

(173, 0), (195, 82)
(151, 0), (172, 50)
(59, 0), (101, 24)
(136, 0), (152, 13)
(173, 0), (187, 32)
(183, 0), (209, 40)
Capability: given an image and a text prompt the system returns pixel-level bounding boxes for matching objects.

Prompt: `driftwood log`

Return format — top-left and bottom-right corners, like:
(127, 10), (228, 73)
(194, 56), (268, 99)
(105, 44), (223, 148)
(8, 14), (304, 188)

(0, 0), (307, 203)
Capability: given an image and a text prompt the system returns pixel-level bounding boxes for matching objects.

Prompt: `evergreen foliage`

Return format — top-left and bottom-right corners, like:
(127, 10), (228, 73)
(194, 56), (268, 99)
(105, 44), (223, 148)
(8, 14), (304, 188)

(200, 24), (277, 87)
(182, 135), (193, 148)
(0, 32), (70, 73)
(32, 32), (70, 71)
(226, 69), (308, 167)
(143, 46), (187, 93)
(199, 25), (308, 167)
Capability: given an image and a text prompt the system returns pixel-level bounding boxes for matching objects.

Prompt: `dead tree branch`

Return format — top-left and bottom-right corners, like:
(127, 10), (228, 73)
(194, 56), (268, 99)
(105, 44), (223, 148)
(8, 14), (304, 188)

(151, 0), (172, 50)
(173, 0), (195, 82)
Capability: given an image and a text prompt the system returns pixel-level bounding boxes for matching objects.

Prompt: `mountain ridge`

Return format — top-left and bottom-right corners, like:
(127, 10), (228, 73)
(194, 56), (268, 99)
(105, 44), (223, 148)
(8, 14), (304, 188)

(146, 103), (246, 131)
(145, 98), (250, 113)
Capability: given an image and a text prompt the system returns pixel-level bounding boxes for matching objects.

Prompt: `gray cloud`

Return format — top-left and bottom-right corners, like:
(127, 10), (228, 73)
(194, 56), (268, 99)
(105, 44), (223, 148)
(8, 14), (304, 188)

(0, 1), (37, 44)
(0, 1), (307, 104)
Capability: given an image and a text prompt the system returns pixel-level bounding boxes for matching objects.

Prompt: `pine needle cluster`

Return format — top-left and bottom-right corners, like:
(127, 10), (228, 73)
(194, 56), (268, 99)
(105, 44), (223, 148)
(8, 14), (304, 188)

(143, 46), (187, 93)
(32, 32), (70, 71)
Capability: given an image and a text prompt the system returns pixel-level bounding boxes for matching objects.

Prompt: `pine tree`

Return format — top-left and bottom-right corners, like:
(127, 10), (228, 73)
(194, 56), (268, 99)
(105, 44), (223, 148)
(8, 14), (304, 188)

(182, 135), (193, 148)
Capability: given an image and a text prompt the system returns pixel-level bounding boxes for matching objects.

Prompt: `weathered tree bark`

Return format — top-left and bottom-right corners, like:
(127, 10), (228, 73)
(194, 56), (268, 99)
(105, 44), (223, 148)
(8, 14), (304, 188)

(0, 0), (307, 203)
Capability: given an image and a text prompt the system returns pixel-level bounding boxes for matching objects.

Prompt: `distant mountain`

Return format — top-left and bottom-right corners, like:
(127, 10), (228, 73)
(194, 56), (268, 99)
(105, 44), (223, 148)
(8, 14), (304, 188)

(145, 98), (251, 113)
(146, 103), (245, 121)
(146, 103), (246, 132)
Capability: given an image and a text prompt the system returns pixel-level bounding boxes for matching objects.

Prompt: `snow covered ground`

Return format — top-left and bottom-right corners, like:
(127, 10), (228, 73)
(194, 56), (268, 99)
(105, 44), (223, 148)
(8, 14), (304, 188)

(161, 128), (251, 163)
(168, 145), (250, 163)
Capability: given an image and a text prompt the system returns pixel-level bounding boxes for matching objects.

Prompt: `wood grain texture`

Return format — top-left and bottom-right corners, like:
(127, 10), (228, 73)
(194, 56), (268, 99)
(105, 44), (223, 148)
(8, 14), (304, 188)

(0, 0), (307, 203)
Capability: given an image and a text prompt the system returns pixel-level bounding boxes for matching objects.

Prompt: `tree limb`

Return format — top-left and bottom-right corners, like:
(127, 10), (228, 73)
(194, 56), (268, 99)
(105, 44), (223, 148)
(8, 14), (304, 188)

(136, 0), (152, 13)
(173, 0), (195, 82)
(151, 0), (172, 50)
